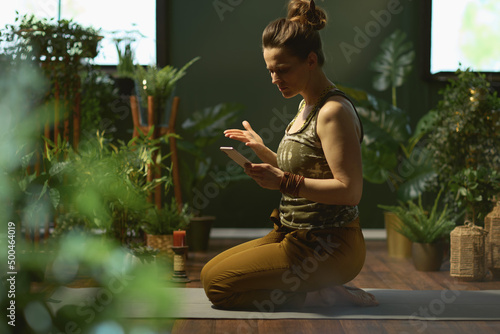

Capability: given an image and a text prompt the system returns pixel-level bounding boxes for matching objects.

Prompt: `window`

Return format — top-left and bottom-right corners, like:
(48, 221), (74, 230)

(1, 0), (156, 66)
(423, 0), (500, 81)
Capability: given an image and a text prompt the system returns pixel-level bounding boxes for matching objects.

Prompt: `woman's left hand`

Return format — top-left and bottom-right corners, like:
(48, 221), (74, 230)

(244, 163), (283, 190)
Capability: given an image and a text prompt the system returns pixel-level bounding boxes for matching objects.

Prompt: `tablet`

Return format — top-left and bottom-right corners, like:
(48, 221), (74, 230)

(220, 147), (252, 167)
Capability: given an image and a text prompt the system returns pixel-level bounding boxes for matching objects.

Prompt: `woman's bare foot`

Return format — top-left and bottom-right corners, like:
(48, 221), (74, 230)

(304, 285), (378, 307)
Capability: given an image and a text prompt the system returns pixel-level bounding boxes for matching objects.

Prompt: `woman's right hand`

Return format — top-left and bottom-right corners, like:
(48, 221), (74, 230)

(224, 121), (278, 167)
(224, 120), (265, 150)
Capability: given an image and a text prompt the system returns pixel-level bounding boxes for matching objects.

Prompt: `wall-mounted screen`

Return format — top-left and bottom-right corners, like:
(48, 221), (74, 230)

(428, 0), (500, 79)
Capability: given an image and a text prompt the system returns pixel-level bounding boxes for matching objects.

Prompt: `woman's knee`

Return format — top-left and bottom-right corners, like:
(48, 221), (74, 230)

(200, 262), (213, 290)
(203, 278), (236, 309)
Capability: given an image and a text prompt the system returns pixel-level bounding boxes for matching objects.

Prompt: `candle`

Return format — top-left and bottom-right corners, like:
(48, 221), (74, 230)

(173, 230), (186, 247)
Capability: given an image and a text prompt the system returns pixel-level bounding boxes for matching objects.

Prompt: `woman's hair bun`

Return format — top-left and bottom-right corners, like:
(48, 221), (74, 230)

(287, 0), (327, 31)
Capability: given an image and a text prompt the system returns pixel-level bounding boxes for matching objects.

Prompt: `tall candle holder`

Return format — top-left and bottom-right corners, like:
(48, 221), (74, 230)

(170, 245), (190, 283)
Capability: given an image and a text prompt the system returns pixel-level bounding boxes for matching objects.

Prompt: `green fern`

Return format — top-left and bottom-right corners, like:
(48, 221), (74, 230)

(134, 57), (200, 110)
(379, 189), (458, 243)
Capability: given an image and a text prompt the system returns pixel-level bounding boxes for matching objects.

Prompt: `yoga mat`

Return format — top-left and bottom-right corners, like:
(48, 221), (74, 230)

(47, 287), (500, 320)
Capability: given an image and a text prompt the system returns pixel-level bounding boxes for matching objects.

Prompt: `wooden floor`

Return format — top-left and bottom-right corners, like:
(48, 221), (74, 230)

(169, 237), (500, 334)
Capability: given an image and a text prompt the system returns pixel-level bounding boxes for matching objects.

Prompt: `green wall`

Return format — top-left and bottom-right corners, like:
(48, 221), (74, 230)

(166, 0), (446, 229)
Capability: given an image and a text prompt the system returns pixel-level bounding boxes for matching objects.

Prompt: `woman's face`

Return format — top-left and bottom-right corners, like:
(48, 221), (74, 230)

(263, 47), (311, 99)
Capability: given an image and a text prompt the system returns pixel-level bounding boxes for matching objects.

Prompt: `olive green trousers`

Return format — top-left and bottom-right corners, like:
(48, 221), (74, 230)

(200, 218), (366, 310)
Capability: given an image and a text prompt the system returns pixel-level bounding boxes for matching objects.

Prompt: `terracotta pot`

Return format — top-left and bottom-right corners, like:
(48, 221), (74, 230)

(412, 242), (444, 271)
(384, 211), (412, 258)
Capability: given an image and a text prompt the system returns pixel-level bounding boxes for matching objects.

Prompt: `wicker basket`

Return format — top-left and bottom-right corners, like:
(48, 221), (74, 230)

(485, 201), (500, 278)
(450, 222), (488, 281)
(146, 234), (174, 259)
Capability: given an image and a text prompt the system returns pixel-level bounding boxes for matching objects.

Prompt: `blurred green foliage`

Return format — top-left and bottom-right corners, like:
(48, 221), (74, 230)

(0, 59), (177, 334)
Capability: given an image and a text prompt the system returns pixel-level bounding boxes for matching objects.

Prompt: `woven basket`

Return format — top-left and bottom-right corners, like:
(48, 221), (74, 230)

(485, 201), (500, 278)
(146, 234), (174, 259)
(450, 222), (488, 281)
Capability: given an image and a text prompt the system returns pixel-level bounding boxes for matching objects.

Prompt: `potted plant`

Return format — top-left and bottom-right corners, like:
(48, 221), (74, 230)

(51, 209), (92, 239)
(379, 189), (459, 271)
(341, 30), (436, 257)
(1, 61), (176, 334)
(143, 199), (192, 257)
(177, 103), (245, 251)
(423, 68), (500, 280)
(133, 57), (200, 126)
(3, 14), (102, 60)
(447, 167), (500, 281)
(450, 167), (500, 226)
(111, 28), (145, 95)
(80, 65), (121, 140)
(44, 130), (171, 247)
(425, 69), (500, 222)
(357, 29), (437, 199)
(124, 244), (159, 272)
(2, 13), (103, 150)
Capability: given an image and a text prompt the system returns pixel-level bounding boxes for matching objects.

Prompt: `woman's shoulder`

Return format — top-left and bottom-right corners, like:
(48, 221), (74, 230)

(317, 92), (363, 141)
(317, 95), (354, 121)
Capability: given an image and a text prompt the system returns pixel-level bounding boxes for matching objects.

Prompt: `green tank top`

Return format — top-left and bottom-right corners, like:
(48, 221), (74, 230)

(276, 89), (363, 229)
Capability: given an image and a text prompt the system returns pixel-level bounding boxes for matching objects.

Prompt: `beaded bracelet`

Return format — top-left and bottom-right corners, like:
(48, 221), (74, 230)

(279, 172), (305, 197)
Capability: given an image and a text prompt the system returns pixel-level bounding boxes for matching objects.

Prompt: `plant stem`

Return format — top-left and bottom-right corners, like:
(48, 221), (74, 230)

(472, 206), (476, 225)
(392, 84), (397, 107)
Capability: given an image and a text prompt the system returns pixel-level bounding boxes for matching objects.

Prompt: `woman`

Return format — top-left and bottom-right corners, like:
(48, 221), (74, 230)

(200, 0), (378, 310)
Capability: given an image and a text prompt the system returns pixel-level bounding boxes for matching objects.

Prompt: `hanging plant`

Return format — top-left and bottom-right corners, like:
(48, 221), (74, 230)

(1, 13), (104, 150)
(2, 13), (102, 62)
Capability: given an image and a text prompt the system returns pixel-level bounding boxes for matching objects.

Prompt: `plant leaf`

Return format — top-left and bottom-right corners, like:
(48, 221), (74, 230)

(371, 29), (415, 92)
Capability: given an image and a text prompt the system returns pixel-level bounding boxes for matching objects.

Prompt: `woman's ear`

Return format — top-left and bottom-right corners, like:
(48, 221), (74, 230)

(307, 51), (318, 69)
